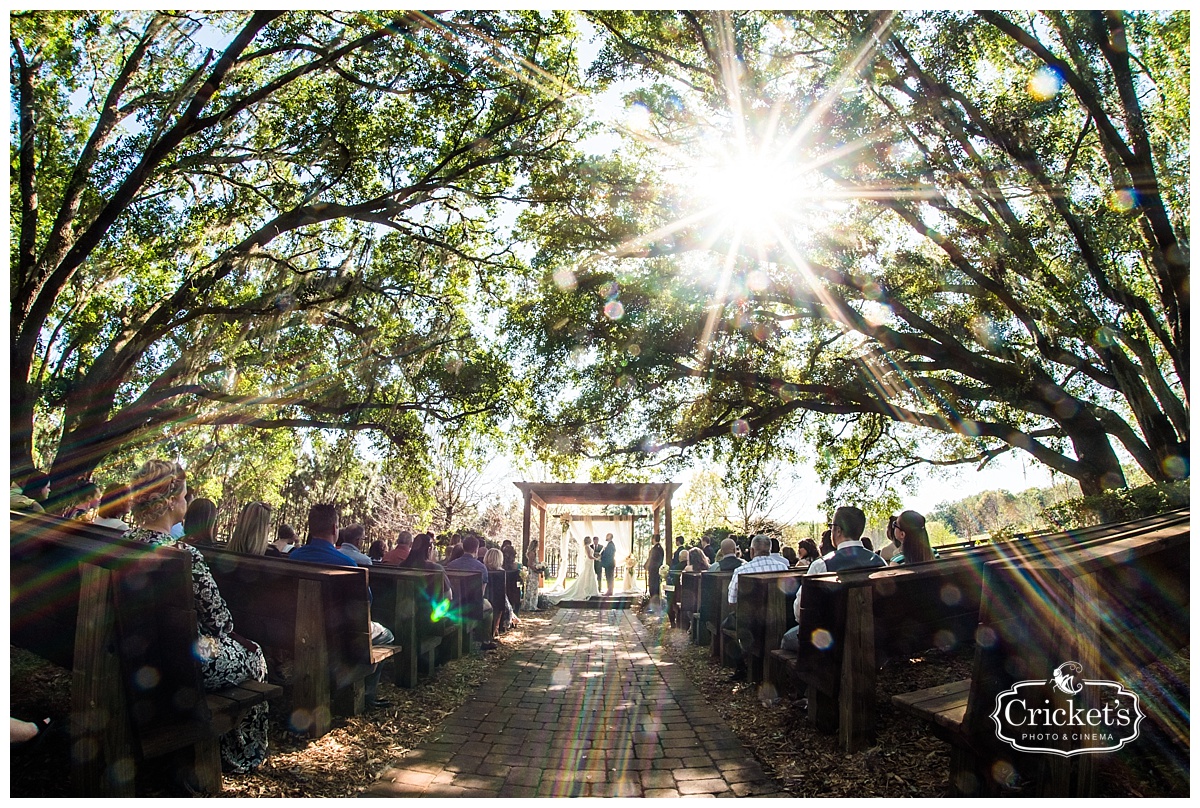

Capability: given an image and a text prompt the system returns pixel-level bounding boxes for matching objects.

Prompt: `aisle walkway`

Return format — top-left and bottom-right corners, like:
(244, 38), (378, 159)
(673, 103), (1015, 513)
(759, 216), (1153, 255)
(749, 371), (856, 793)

(365, 607), (786, 797)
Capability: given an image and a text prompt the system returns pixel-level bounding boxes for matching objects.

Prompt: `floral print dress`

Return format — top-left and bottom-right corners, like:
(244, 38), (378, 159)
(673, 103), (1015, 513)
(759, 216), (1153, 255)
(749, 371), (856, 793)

(124, 527), (269, 773)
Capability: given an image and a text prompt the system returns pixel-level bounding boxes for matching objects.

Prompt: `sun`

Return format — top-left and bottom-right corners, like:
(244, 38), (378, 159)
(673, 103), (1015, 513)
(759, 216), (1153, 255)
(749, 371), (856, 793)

(690, 149), (821, 245)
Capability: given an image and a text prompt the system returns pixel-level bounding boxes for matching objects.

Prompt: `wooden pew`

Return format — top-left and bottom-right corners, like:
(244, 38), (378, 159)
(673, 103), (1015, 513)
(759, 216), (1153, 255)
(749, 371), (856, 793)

(700, 571), (735, 665)
(444, 568), (488, 655)
(199, 546), (399, 737)
(505, 568), (522, 616)
(368, 565), (451, 688)
(893, 518), (1189, 796)
(788, 509), (1189, 751)
(733, 570), (804, 684)
(679, 571), (702, 640)
(11, 513), (279, 795)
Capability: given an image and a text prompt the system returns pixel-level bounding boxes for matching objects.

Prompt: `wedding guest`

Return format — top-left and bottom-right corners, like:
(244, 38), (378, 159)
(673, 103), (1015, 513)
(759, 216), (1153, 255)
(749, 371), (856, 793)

(382, 529), (413, 564)
(684, 547), (710, 573)
(265, 523), (295, 557)
(94, 483), (131, 531)
(291, 503), (394, 709)
(726, 534), (790, 681)
(780, 546), (799, 567)
(795, 539), (820, 571)
(483, 548), (517, 633)
(228, 501), (272, 555)
(336, 523), (374, 567)
(447, 543), (465, 563)
(665, 548), (689, 627)
(819, 528), (835, 556)
(15, 467), (51, 510)
(183, 497), (219, 547)
(123, 460), (269, 771)
(645, 534), (665, 599)
(710, 538), (744, 572)
(402, 533), (455, 615)
(368, 539), (386, 562)
(890, 510), (935, 565)
(55, 480), (100, 521)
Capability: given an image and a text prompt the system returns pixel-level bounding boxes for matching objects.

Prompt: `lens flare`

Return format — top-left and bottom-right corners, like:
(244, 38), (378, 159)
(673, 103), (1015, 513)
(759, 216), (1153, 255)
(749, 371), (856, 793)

(1027, 66), (1064, 101)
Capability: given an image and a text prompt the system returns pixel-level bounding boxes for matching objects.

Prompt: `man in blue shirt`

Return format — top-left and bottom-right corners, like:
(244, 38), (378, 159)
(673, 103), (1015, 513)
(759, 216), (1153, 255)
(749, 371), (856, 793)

(291, 503), (394, 708)
(445, 534), (495, 650)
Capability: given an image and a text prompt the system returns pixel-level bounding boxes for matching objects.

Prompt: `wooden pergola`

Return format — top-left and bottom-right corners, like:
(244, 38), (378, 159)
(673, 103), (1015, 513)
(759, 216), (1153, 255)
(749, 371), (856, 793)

(514, 482), (683, 563)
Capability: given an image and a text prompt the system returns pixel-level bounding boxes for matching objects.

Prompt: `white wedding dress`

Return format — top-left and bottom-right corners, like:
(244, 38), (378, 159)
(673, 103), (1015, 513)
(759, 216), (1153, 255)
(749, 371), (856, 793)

(545, 540), (602, 604)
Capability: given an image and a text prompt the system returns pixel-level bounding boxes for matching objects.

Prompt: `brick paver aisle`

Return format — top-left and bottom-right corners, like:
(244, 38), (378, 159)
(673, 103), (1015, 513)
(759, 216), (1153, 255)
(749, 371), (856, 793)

(365, 607), (786, 797)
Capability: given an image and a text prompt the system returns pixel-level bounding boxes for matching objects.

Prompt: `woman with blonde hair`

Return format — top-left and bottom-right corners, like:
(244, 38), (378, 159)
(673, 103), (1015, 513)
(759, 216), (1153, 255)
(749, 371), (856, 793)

(228, 501), (272, 555)
(484, 547), (518, 632)
(123, 460), (269, 773)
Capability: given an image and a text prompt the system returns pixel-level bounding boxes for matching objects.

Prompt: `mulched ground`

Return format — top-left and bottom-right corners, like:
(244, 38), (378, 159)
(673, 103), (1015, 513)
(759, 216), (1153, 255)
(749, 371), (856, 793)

(634, 601), (1190, 798)
(10, 610), (555, 798)
(11, 603), (1188, 798)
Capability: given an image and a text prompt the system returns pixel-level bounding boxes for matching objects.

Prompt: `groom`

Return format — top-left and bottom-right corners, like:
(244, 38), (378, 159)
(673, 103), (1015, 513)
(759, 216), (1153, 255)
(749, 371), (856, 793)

(600, 533), (617, 596)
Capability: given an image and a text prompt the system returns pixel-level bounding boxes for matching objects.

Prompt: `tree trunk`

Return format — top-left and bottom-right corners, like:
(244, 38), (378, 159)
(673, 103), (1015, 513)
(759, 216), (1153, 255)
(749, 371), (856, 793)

(1064, 414), (1127, 495)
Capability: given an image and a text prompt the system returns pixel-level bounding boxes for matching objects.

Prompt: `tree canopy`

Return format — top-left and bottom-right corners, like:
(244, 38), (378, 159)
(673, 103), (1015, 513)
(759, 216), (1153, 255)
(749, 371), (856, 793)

(11, 10), (586, 487)
(12, 11), (1189, 513)
(507, 10), (1189, 501)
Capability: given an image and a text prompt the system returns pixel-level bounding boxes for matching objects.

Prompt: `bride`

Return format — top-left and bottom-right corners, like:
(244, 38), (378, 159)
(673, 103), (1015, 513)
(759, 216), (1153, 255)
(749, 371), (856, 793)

(545, 536), (601, 603)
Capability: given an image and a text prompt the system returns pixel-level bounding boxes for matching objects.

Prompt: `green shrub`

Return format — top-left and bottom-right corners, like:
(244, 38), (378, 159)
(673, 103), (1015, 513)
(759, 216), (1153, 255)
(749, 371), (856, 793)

(1041, 480), (1190, 528)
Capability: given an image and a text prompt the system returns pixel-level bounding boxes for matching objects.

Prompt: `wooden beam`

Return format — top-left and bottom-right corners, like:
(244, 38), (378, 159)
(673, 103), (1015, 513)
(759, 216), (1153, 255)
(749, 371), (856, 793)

(537, 506), (546, 563)
(522, 491), (532, 563)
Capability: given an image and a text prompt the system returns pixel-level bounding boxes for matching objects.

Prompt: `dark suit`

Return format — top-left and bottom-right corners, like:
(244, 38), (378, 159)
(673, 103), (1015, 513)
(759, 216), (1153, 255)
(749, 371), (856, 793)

(646, 542), (665, 598)
(593, 543), (602, 578)
(600, 540), (617, 594)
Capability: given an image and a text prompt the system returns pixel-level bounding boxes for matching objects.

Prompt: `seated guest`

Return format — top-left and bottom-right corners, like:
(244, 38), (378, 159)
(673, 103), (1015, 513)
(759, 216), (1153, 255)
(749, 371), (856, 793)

(93, 483), (131, 531)
(12, 467), (51, 512)
(710, 538), (744, 572)
(446, 543), (465, 563)
(684, 547), (710, 573)
(445, 534), (495, 649)
(291, 503), (394, 709)
(818, 528), (835, 556)
(483, 548), (518, 633)
(54, 480), (100, 521)
(123, 460), (268, 771)
(664, 547), (689, 627)
(501, 542), (518, 570)
(382, 529), (413, 564)
(183, 497), (218, 547)
(336, 523), (373, 567)
(795, 539), (820, 571)
(769, 536), (784, 561)
(399, 531), (453, 603)
(368, 539), (386, 562)
(781, 507), (886, 653)
(726, 535), (790, 680)
(890, 510), (935, 565)
(265, 523), (295, 557)
(228, 501), (272, 555)
(861, 535), (875, 553)
(780, 546), (799, 567)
